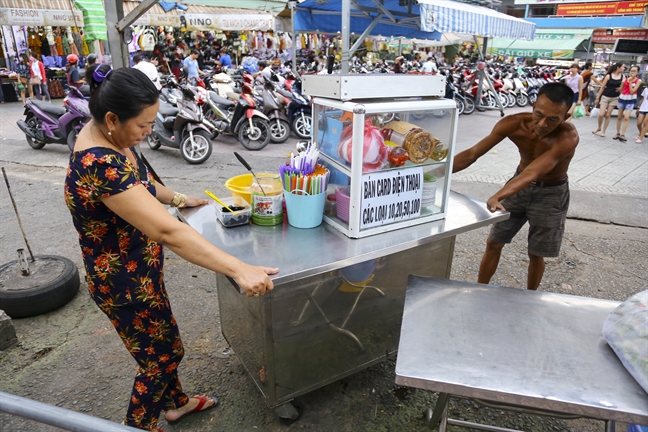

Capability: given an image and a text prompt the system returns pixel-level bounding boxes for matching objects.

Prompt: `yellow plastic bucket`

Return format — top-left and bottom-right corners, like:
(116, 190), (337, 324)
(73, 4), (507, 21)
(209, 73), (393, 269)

(225, 173), (254, 204)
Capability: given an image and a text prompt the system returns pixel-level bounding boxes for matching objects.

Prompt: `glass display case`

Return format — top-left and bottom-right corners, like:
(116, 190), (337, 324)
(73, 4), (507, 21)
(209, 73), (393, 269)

(312, 95), (457, 238)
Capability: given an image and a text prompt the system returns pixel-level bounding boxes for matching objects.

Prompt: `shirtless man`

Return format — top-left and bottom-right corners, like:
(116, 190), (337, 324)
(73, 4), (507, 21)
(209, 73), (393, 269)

(453, 82), (579, 290)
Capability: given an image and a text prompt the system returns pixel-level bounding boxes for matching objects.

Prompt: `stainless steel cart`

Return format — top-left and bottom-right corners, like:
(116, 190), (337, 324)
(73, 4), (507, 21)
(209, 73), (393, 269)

(179, 191), (507, 420)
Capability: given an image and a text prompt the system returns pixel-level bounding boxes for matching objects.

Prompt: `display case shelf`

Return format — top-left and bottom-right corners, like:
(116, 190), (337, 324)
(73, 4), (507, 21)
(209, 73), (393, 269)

(312, 91), (457, 239)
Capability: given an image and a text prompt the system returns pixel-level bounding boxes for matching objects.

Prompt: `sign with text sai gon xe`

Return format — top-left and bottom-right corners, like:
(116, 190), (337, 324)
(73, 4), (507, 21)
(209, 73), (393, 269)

(557, 1), (648, 16)
(592, 29), (648, 43)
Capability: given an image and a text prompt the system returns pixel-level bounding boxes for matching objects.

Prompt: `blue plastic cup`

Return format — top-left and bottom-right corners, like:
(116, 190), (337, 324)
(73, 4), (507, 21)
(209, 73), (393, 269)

(284, 190), (326, 229)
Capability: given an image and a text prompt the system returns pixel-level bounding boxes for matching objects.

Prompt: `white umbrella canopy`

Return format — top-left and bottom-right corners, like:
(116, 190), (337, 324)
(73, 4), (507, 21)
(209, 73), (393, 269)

(412, 33), (474, 47)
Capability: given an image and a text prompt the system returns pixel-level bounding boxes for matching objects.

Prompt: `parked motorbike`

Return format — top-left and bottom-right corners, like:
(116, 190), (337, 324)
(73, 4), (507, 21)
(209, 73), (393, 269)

(283, 78), (312, 138)
(262, 78), (291, 143)
(147, 86), (213, 164)
(16, 87), (91, 152)
(202, 83), (272, 151)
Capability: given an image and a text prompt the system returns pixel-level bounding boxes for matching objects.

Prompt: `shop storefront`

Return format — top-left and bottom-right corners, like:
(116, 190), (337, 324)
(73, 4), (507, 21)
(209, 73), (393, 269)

(487, 28), (592, 61)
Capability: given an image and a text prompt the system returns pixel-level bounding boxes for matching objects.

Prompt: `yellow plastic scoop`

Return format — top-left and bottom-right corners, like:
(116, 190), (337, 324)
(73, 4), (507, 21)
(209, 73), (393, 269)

(205, 190), (235, 213)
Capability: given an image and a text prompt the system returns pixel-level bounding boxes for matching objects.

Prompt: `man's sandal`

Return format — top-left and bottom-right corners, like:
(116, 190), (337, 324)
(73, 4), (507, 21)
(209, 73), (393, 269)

(619, 135), (627, 142)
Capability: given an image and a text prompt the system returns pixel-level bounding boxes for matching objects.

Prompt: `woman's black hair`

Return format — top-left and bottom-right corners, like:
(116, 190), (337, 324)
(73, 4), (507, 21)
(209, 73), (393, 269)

(607, 62), (624, 76)
(88, 65), (159, 124)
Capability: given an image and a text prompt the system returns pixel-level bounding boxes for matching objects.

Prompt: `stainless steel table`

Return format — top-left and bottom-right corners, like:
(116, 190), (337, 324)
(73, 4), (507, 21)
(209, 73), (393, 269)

(180, 192), (508, 418)
(395, 276), (648, 431)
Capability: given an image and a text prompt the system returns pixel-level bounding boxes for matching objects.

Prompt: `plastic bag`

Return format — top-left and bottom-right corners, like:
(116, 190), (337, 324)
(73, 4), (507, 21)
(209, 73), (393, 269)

(572, 104), (585, 119)
(602, 290), (648, 393)
(337, 119), (388, 172)
(590, 106), (600, 117)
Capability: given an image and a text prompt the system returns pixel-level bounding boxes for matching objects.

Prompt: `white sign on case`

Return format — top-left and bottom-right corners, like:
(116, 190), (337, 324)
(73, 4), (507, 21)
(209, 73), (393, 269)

(360, 167), (424, 229)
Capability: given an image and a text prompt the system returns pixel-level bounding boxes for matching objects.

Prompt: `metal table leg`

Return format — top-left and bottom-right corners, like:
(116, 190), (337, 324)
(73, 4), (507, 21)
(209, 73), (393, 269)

(426, 392), (450, 430)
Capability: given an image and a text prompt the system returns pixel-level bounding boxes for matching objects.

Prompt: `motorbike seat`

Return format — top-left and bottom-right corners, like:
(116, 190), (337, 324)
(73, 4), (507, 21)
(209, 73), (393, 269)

(159, 102), (179, 116)
(78, 85), (91, 97)
(209, 92), (235, 108)
(31, 99), (66, 117)
(277, 89), (293, 99)
(163, 117), (175, 130)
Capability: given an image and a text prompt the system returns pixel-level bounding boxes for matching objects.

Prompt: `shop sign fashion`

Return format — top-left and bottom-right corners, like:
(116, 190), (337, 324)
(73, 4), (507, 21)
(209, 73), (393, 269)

(184, 13), (273, 31)
(0, 8), (83, 26)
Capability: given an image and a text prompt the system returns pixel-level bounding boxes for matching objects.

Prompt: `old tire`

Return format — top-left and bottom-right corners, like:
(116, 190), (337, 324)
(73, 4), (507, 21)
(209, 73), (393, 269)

(0, 255), (80, 318)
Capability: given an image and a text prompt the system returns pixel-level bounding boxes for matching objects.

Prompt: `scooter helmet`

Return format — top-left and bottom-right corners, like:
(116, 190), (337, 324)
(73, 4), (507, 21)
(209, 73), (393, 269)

(86, 53), (97, 65)
(67, 54), (79, 64)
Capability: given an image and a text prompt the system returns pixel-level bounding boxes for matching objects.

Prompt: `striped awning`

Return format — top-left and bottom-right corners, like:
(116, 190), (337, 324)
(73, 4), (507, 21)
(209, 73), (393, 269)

(418, 0), (536, 41)
(73, 0), (106, 40)
(123, 1), (271, 16)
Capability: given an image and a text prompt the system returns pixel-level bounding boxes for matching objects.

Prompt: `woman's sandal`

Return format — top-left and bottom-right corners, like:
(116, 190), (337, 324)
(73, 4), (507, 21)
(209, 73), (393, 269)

(592, 129), (600, 135)
(619, 135), (627, 142)
(636, 137), (643, 143)
(165, 395), (218, 425)
(612, 133), (620, 140)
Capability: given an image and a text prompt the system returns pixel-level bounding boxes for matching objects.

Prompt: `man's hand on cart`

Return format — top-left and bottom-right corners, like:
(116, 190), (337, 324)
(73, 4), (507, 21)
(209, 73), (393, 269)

(486, 195), (506, 213)
(234, 264), (279, 297)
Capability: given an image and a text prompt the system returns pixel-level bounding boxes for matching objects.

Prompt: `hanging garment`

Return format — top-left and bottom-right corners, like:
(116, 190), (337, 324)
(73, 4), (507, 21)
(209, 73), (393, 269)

(28, 31), (42, 57)
(55, 35), (64, 55)
(45, 26), (55, 45)
(40, 34), (51, 57)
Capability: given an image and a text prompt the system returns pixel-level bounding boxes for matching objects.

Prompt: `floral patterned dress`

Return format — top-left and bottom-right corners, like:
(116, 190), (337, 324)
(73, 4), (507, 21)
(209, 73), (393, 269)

(65, 147), (189, 430)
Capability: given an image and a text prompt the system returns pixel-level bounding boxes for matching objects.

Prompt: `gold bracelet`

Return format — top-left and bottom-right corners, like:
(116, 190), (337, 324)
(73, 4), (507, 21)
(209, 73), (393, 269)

(170, 192), (187, 208)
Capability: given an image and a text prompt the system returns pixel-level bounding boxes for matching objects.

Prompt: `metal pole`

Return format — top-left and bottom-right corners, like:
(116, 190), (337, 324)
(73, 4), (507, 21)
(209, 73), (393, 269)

(291, 1), (297, 74)
(105, 0), (129, 69)
(2, 167), (35, 262)
(341, 0), (351, 74)
(585, 36), (592, 62)
(0, 391), (141, 432)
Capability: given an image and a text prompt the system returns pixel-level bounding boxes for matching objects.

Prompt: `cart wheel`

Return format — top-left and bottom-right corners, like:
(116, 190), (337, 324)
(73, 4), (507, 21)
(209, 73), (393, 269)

(500, 111), (505, 117)
(276, 398), (305, 425)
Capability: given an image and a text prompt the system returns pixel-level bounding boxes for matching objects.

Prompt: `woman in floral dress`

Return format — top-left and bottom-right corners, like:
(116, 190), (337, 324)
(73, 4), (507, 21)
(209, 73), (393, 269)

(64, 65), (278, 431)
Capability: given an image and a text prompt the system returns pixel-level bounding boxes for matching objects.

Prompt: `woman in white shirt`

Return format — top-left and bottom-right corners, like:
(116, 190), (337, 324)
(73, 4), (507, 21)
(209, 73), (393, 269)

(636, 87), (648, 144)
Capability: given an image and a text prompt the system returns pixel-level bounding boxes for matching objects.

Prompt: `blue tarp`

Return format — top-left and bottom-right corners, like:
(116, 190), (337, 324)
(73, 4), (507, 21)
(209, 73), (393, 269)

(295, 0), (536, 41)
(295, 0), (442, 40)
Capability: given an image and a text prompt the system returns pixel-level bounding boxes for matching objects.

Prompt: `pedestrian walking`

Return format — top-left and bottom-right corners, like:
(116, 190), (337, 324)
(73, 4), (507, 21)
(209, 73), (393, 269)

(592, 63), (625, 137)
(580, 62), (598, 115)
(28, 53), (51, 102)
(453, 82), (578, 291)
(614, 65), (641, 142)
(636, 86), (648, 144)
(64, 65), (278, 431)
(182, 49), (200, 85)
(15, 55), (31, 104)
(133, 54), (162, 91)
(564, 63), (583, 118)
